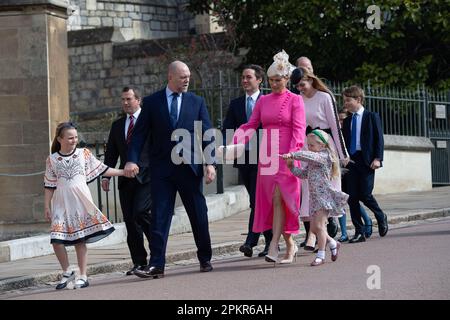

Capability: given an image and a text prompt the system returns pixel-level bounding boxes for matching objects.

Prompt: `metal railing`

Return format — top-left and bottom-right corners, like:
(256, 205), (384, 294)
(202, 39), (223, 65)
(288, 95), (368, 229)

(80, 72), (450, 220)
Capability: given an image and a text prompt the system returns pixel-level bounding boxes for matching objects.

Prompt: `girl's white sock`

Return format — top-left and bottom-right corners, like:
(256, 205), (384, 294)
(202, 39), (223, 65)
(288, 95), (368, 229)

(316, 250), (325, 260)
(328, 239), (338, 255)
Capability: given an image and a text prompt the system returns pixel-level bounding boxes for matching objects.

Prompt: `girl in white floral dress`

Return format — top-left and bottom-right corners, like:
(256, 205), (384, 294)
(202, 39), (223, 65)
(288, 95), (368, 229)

(281, 129), (348, 266)
(44, 122), (125, 289)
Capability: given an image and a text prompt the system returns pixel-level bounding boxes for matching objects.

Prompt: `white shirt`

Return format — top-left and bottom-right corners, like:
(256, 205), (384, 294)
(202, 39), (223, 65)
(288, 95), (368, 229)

(166, 87), (182, 119)
(245, 90), (260, 114)
(124, 108), (141, 139)
(351, 106), (364, 152)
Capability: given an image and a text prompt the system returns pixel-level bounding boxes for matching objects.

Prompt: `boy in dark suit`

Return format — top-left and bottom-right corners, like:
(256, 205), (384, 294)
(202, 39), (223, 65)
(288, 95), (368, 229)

(342, 85), (388, 243)
(102, 87), (152, 275)
(222, 65), (273, 258)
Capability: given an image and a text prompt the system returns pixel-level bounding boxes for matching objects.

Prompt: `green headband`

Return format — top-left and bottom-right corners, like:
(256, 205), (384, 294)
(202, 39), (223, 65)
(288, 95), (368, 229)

(310, 129), (328, 145)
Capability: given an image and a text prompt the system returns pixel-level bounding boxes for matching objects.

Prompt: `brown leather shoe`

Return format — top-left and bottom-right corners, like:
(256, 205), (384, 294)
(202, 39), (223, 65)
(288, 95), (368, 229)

(331, 242), (341, 262)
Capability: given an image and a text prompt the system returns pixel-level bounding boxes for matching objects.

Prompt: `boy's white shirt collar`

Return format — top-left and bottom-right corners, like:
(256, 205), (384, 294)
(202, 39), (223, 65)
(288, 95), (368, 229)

(354, 106), (365, 116)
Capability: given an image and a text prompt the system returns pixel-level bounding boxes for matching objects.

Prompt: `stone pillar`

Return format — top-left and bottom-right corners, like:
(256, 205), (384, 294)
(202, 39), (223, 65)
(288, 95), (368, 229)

(0, 0), (69, 240)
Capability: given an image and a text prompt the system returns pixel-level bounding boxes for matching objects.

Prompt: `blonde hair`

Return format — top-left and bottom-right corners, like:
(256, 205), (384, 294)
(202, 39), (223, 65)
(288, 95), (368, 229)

(299, 67), (333, 96)
(308, 130), (340, 179)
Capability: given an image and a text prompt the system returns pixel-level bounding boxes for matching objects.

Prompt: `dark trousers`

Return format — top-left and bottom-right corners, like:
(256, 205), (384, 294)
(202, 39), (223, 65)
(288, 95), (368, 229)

(119, 178), (152, 266)
(346, 152), (385, 235)
(150, 164), (212, 269)
(238, 165), (273, 247)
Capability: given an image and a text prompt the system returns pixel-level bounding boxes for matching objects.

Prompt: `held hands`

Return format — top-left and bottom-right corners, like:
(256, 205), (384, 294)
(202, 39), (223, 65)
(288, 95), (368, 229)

(204, 165), (216, 185)
(280, 153), (294, 169)
(217, 144), (245, 161)
(124, 162), (139, 178)
(280, 153), (293, 160)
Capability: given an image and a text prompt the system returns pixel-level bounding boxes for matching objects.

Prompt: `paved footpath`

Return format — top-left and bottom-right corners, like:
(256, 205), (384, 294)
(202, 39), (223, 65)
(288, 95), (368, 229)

(0, 186), (449, 293)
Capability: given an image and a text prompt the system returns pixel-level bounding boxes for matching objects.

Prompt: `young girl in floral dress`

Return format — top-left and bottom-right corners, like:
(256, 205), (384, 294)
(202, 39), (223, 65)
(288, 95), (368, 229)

(281, 130), (348, 266)
(44, 122), (125, 289)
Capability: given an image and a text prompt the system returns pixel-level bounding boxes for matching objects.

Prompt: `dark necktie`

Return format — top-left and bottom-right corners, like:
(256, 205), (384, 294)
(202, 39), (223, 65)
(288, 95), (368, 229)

(170, 92), (179, 128)
(245, 97), (255, 151)
(126, 115), (134, 144)
(246, 96), (254, 121)
(350, 113), (358, 155)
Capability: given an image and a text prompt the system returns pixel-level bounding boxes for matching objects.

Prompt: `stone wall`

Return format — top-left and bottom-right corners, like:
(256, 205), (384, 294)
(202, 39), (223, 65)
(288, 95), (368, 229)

(67, 0), (195, 41)
(0, 0), (70, 240)
(374, 135), (434, 194)
(67, 28), (237, 133)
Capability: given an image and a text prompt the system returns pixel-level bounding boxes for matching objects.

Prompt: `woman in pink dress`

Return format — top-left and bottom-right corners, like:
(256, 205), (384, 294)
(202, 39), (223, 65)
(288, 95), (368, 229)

(227, 51), (306, 264)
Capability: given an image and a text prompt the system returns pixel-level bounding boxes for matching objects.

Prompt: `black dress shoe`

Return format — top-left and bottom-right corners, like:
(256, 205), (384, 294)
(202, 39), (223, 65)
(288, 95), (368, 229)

(379, 214), (389, 237)
(258, 246), (269, 257)
(327, 217), (339, 238)
(239, 244), (253, 257)
(200, 261), (213, 272)
(299, 240), (307, 247)
(126, 264), (145, 276)
(134, 266), (164, 279)
(304, 240), (317, 251)
(349, 233), (366, 243)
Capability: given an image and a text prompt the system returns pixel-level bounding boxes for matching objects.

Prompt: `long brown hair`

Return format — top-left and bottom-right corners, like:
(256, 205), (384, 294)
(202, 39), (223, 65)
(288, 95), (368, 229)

(51, 122), (77, 153)
(299, 67), (333, 96)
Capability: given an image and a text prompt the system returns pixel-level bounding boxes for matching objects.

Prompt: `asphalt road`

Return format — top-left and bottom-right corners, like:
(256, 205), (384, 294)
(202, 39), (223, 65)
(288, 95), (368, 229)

(3, 217), (450, 301)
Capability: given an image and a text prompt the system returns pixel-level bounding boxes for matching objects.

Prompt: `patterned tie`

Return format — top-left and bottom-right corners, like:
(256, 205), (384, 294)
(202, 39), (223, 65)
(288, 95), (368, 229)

(350, 113), (357, 155)
(246, 96), (254, 121)
(170, 92), (179, 128)
(126, 115), (134, 144)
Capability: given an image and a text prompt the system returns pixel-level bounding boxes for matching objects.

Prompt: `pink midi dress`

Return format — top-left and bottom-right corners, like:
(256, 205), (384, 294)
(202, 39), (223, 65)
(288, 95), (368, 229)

(233, 90), (306, 234)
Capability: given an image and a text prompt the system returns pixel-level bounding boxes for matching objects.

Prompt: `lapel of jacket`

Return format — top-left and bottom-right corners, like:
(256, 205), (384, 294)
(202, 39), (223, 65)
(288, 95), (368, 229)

(119, 116), (127, 146)
(238, 96), (247, 124)
(243, 93), (262, 123)
(343, 116), (351, 144)
(156, 89), (172, 129)
(176, 92), (190, 128)
(361, 109), (369, 136)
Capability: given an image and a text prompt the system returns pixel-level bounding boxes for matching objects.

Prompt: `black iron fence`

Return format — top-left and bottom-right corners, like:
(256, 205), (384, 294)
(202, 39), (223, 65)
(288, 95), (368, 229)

(83, 71), (449, 221)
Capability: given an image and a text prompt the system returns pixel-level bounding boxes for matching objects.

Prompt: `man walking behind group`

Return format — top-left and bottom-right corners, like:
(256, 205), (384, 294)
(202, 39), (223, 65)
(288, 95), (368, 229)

(102, 87), (153, 276)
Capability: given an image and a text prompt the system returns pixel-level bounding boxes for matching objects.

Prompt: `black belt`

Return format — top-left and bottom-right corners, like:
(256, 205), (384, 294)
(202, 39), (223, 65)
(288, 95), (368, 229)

(306, 126), (332, 135)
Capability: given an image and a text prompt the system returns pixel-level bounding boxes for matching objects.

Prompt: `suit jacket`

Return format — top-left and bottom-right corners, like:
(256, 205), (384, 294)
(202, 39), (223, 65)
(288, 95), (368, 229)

(342, 109), (384, 168)
(222, 94), (262, 168)
(104, 115), (151, 189)
(127, 89), (215, 178)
